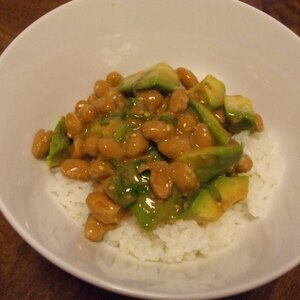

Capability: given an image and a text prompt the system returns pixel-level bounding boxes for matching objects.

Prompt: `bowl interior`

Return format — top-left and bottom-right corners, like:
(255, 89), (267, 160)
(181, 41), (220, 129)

(0, 0), (300, 298)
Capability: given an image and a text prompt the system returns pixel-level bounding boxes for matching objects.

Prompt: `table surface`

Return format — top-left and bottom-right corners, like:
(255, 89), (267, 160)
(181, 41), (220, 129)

(0, 0), (299, 299)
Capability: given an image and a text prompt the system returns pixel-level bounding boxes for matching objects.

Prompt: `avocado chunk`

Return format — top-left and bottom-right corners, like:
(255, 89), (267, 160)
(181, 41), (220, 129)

(131, 192), (184, 230)
(118, 70), (144, 93)
(189, 100), (231, 145)
(182, 176), (248, 223)
(188, 75), (225, 110)
(46, 117), (71, 168)
(212, 176), (249, 210)
(118, 62), (180, 94)
(224, 95), (257, 133)
(178, 143), (243, 183)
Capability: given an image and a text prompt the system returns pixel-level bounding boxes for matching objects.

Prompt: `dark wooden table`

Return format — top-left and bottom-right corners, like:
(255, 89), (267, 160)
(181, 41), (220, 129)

(0, 1), (299, 299)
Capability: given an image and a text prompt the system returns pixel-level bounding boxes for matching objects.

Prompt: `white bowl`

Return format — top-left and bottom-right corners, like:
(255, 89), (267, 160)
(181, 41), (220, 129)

(0, 0), (300, 299)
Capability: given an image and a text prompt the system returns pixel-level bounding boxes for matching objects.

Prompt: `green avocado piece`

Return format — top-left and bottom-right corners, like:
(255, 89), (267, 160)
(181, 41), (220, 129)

(131, 192), (184, 230)
(182, 188), (222, 223)
(182, 176), (248, 223)
(178, 143), (243, 183)
(189, 100), (231, 145)
(189, 75), (225, 110)
(224, 95), (257, 133)
(118, 62), (180, 94)
(46, 117), (71, 168)
(212, 175), (249, 210)
(118, 70), (145, 93)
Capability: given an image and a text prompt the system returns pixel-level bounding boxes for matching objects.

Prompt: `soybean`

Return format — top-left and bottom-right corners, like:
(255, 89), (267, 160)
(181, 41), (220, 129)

(176, 67), (198, 89)
(32, 129), (53, 158)
(142, 121), (175, 141)
(60, 159), (90, 181)
(86, 191), (124, 224)
(97, 137), (124, 159)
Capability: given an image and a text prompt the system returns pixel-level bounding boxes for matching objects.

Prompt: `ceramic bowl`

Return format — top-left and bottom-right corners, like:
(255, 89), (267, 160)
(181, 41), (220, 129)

(0, 0), (300, 299)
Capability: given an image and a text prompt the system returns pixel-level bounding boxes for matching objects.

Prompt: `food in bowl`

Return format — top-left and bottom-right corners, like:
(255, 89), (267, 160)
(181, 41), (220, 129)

(32, 62), (279, 263)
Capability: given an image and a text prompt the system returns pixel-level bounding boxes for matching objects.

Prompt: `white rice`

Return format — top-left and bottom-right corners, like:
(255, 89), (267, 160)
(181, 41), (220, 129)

(47, 130), (283, 263)
(47, 172), (90, 226)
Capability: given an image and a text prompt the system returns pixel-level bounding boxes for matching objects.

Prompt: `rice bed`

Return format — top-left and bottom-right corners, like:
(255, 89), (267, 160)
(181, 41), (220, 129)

(47, 130), (282, 263)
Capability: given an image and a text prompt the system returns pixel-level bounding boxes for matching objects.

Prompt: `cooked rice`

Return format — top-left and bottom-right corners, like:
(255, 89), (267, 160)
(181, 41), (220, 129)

(47, 130), (283, 263)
